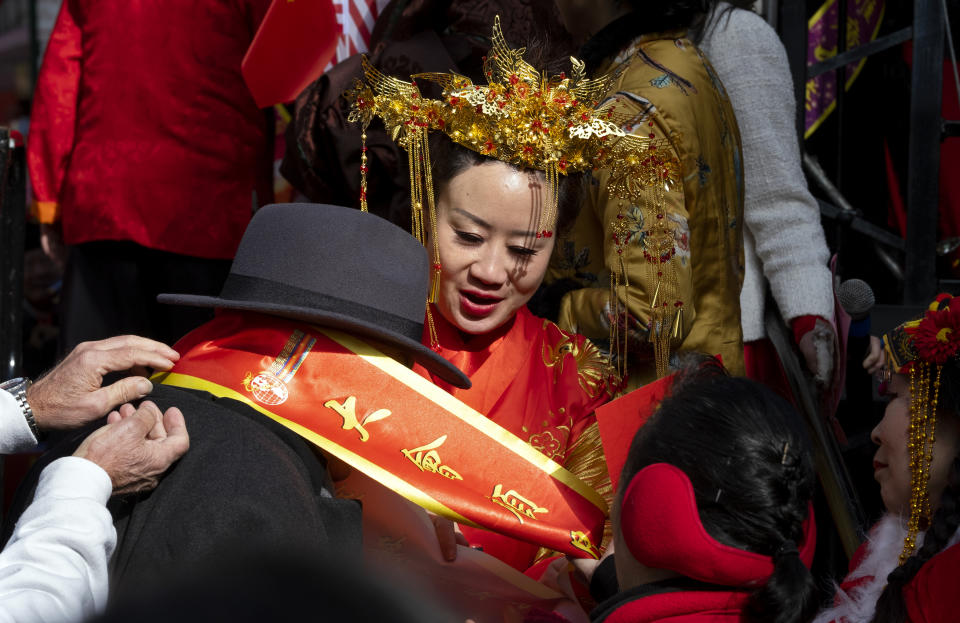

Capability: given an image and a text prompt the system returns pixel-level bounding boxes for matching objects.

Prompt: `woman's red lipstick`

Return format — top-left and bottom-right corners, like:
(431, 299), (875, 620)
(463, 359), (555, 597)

(459, 290), (503, 318)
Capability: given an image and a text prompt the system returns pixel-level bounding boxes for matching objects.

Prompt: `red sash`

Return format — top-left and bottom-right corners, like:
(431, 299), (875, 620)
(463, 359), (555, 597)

(155, 312), (606, 558)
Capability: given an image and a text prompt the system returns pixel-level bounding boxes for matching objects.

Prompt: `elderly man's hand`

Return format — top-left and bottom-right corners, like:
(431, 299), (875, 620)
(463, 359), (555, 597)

(26, 335), (179, 431)
(797, 318), (836, 386)
(73, 401), (189, 494)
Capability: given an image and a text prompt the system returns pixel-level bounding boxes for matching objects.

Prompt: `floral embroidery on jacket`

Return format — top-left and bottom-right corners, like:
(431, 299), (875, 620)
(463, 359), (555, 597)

(668, 213), (691, 265)
(528, 428), (565, 460)
(696, 156), (711, 187)
(525, 411), (573, 461)
(635, 47), (696, 96)
(622, 204), (647, 247)
(542, 322), (613, 398)
(650, 74), (671, 89)
(601, 301), (653, 351)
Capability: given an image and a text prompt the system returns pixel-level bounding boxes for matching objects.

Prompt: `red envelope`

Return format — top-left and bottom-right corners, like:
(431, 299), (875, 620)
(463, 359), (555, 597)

(596, 373), (675, 492)
(242, 0), (339, 108)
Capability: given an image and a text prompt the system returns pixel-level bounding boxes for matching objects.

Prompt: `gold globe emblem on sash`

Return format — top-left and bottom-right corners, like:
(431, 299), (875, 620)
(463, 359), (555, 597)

(244, 372), (289, 406)
(242, 329), (316, 407)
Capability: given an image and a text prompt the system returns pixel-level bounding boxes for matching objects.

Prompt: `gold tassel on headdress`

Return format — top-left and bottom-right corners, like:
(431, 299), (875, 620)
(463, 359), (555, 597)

(900, 361), (941, 564)
(359, 132), (369, 212)
(882, 293), (960, 564)
(604, 124), (682, 379)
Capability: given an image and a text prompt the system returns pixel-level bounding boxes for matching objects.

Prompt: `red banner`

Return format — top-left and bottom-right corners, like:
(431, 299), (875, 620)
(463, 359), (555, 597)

(156, 312), (606, 558)
(242, 0), (339, 108)
(596, 373), (675, 491)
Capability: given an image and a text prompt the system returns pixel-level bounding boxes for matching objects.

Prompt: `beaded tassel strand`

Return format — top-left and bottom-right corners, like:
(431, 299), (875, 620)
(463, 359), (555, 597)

(900, 362), (942, 565)
(359, 132), (369, 212)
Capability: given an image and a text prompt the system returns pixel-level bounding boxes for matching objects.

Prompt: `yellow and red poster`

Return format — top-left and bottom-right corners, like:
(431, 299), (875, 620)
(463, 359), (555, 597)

(805, 0), (885, 138)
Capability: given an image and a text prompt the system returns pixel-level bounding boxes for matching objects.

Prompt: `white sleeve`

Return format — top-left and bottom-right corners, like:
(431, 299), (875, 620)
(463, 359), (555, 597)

(0, 388), (38, 455)
(0, 457), (115, 623)
(701, 8), (834, 324)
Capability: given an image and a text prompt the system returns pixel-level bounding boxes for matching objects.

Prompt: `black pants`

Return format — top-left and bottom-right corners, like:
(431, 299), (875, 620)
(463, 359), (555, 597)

(59, 241), (231, 353)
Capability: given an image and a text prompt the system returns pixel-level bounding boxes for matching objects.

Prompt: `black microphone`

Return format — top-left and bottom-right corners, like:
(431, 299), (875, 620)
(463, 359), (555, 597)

(838, 279), (875, 337)
(838, 279), (876, 422)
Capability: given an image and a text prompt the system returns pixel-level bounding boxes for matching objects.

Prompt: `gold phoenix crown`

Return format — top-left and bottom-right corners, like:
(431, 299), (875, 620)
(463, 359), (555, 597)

(347, 16), (680, 236)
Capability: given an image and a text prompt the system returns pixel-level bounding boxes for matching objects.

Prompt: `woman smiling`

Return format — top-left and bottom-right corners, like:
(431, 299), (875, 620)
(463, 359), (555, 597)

(344, 18), (670, 571)
(413, 140), (616, 571)
(432, 157), (555, 336)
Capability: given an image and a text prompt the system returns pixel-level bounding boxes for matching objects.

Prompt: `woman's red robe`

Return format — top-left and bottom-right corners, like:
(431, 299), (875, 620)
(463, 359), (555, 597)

(414, 305), (619, 571)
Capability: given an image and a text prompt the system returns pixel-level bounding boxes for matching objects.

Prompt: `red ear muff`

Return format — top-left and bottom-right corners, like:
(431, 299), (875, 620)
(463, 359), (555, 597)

(619, 463), (815, 587)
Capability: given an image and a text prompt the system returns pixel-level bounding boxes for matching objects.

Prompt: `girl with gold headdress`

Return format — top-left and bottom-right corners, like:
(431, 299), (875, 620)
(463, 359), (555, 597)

(346, 18), (658, 572)
(815, 294), (960, 623)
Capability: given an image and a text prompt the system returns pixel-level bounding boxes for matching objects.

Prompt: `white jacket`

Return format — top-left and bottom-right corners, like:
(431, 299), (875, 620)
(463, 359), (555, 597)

(0, 389), (114, 623)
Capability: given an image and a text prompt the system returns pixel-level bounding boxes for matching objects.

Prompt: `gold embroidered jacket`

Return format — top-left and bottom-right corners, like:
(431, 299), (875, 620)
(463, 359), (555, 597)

(547, 32), (745, 386)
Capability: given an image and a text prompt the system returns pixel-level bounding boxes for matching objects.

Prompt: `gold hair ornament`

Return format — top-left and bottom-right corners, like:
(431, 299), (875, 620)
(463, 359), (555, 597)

(899, 360), (940, 564)
(882, 293), (960, 564)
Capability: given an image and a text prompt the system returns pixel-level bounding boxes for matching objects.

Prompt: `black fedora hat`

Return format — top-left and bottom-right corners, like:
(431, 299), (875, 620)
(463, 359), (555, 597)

(159, 203), (470, 388)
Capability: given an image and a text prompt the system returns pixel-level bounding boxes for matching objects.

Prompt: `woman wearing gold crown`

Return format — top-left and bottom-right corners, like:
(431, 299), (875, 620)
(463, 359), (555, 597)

(815, 294), (960, 623)
(539, 0), (745, 389)
(345, 18), (664, 572)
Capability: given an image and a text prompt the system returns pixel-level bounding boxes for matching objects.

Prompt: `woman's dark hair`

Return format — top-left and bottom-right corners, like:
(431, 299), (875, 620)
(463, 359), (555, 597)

(871, 359), (960, 623)
(690, 1), (758, 44)
(618, 357), (818, 623)
(578, 1), (716, 72)
(429, 135), (585, 236)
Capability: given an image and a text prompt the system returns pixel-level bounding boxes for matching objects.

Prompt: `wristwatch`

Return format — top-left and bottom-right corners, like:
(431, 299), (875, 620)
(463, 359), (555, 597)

(0, 377), (39, 439)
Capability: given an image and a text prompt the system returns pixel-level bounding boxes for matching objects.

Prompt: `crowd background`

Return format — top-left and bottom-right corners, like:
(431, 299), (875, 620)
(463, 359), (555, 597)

(0, 0), (950, 520)
(0, 0), (958, 620)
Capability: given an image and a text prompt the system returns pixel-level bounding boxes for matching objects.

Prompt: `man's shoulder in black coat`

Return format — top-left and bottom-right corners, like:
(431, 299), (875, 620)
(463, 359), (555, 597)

(3, 383), (361, 599)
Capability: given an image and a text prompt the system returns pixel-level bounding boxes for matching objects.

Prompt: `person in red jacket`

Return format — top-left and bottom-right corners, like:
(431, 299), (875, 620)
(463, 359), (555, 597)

(815, 294), (960, 623)
(29, 0), (273, 351)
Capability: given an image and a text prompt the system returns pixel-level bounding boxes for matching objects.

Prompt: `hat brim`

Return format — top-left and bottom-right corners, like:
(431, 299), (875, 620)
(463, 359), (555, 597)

(157, 293), (471, 389)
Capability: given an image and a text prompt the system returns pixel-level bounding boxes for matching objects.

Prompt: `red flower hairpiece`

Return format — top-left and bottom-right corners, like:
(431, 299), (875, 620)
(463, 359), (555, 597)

(906, 303), (960, 365)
